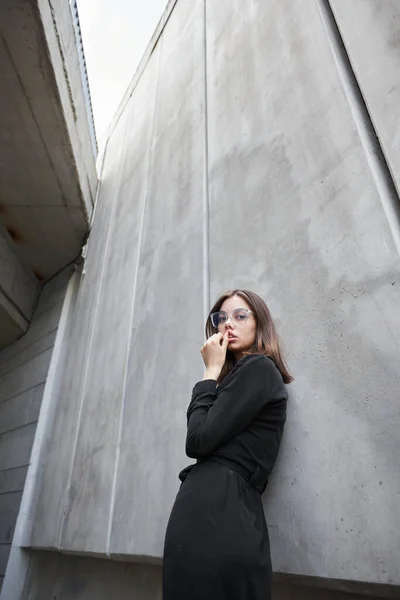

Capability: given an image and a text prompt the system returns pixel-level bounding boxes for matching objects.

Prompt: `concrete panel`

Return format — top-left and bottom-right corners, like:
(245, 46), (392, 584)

(0, 304), (27, 352)
(0, 333), (56, 379)
(33, 267), (74, 319)
(0, 272), (79, 600)
(0, 492), (22, 544)
(0, 350), (53, 404)
(0, 227), (39, 323)
(31, 0), (205, 559)
(0, 271), (70, 594)
(206, 0), (400, 587)
(0, 545), (10, 576)
(0, 425), (36, 472)
(0, 302), (64, 367)
(29, 120), (128, 550)
(329, 0), (400, 196)
(59, 60), (158, 552)
(30, 0), (205, 559)
(0, 467), (27, 495)
(0, 386), (44, 435)
(109, 0), (205, 558)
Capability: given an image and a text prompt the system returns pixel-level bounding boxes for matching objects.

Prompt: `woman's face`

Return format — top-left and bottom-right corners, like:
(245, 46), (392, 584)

(218, 295), (257, 360)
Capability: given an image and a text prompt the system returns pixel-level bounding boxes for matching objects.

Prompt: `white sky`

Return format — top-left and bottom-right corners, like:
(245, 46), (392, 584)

(77, 0), (168, 144)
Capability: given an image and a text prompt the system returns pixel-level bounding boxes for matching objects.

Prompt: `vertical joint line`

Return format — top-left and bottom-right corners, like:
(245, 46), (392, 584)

(203, 0), (211, 322)
(316, 0), (400, 258)
(105, 34), (163, 556)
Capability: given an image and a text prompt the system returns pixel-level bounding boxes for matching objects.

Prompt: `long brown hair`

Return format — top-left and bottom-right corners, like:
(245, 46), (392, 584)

(205, 289), (293, 385)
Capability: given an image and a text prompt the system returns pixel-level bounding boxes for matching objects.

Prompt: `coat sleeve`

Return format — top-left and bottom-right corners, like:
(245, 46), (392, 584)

(185, 354), (284, 459)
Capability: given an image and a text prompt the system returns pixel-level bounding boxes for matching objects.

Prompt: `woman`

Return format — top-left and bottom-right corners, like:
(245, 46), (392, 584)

(163, 289), (293, 600)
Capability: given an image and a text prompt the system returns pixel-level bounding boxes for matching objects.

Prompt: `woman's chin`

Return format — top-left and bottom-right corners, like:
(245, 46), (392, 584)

(228, 340), (243, 354)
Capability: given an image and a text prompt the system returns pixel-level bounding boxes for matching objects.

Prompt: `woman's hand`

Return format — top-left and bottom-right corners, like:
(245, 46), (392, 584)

(201, 332), (229, 381)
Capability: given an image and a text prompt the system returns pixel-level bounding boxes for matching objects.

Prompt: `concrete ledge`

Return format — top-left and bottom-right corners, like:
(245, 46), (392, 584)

(273, 572), (400, 599)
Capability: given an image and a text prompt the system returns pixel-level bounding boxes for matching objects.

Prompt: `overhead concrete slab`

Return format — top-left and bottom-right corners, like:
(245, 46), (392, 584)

(0, 0), (97, 347)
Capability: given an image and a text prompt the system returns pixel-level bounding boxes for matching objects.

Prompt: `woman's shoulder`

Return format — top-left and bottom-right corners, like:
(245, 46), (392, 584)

(237, 353), (277, 370)
(221, 353), (283, 389)
(239, 353), (282, 378)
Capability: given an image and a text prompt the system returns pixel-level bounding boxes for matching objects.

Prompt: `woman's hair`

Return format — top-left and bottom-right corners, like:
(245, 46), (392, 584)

(205, 289), (293, 385)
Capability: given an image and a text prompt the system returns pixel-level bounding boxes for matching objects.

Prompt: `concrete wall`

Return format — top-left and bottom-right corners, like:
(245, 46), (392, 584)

(5, 0), (400, 597)
(0, 269), (72, 591)
(330, 0), (400, 197)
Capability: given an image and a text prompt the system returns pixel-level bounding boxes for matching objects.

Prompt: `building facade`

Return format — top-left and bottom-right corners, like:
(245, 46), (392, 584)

(1, 1), (399, 598)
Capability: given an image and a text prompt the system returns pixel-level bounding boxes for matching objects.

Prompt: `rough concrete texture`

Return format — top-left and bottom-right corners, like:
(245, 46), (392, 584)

(205, 0), (400, 586)
(0, 269), (72, 592)
(329, 0), (400, 197)
(17, 0), (400, 595)
(17, 551), (394, 600)
(30, 0), (205, 558)
(0, 0), (96, 289)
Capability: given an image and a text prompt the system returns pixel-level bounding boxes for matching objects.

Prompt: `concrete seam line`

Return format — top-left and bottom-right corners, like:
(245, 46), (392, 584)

(203, 0), (211, 321)
(316, 0), (400, 259)
(105, 33), (164, 557)
(0, 271), (78, 600)
(56, 131), (127, 551)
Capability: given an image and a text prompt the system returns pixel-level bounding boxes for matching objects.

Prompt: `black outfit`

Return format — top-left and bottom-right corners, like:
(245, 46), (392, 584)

(163, 354), (288, 600)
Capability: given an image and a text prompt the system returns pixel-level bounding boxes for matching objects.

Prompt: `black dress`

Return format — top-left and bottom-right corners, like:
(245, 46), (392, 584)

(163, 354), (288, 600)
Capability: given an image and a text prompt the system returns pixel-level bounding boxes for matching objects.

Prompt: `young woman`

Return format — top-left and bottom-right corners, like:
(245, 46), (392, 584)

(163, 289), (293, 600)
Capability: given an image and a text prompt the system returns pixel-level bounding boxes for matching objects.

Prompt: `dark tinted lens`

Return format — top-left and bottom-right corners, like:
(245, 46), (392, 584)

(211, 312), (226, 327)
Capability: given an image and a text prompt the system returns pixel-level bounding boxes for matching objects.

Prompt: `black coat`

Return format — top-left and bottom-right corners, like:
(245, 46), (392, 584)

(163, 354), (288, 600)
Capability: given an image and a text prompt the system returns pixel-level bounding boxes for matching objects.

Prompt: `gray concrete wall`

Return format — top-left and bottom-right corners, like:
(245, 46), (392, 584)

(329, 0), (400, 197)
(7, 0), (400, 597)
(0, 269), (72, 591)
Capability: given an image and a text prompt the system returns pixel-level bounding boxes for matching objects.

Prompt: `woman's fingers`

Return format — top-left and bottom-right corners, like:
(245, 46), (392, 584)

(200, 331), (228, 373)
(205, 333), (222, 345)
(221, 331), (229, 349)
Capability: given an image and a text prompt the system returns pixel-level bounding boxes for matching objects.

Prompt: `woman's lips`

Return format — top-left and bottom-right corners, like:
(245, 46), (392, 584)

(228, 336), (237, 342)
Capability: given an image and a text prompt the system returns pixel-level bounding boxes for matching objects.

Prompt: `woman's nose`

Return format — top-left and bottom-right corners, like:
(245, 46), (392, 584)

(224, 317), (234, 328)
